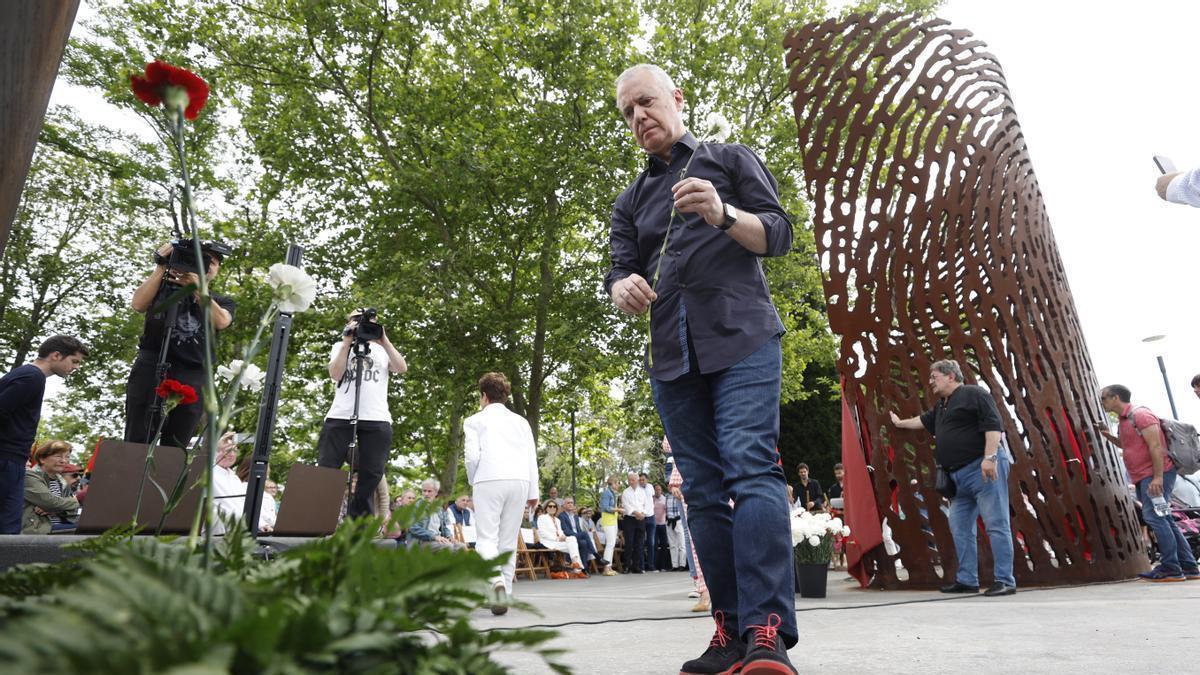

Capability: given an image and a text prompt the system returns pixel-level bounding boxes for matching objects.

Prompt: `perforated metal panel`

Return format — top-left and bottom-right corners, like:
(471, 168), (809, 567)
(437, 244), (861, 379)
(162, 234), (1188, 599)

(785, 13), (1145, 587)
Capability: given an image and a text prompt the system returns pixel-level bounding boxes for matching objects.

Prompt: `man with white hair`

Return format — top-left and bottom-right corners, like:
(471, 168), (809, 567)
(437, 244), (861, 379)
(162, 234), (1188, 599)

(605, 63), (797, 674)
(406, 477), (464, 552)
(464, 371), (540, 615)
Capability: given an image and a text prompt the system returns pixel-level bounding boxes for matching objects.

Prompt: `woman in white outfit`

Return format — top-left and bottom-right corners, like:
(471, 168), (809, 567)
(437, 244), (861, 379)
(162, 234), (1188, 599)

(536, 500), (584, 573)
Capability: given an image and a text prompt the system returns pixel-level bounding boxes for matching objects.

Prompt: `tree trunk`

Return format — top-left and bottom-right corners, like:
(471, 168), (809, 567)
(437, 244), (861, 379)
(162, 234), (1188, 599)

(526, 191), (558, 443)
(438, 403), (463, 497)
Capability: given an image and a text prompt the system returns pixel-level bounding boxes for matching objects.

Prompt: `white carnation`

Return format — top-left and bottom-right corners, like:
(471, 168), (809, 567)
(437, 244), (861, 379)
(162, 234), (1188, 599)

(807, 535), (820, 547)
(266, 263), (317, 313)
(217, 359), (266, 392)
(703, 111), (731, 143)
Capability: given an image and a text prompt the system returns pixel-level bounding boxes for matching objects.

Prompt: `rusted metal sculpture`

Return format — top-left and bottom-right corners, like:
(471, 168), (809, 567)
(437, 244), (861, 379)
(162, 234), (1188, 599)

(785, 12), (1146, 588)
(0, 0), (80, 259)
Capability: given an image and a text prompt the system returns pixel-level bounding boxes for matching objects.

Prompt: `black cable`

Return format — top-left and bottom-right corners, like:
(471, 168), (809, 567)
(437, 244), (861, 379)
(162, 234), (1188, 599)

(484, 576), (1139, 632)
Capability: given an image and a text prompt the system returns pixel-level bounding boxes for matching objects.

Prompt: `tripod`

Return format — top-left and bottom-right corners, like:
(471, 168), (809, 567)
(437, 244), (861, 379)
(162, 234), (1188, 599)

(143, 278), (185, 445)
(342, 335), (372, 516)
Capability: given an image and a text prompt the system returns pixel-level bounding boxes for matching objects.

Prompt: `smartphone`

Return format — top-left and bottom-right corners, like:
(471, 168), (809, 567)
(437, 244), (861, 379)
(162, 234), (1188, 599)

(1153, 155), (1177, 174)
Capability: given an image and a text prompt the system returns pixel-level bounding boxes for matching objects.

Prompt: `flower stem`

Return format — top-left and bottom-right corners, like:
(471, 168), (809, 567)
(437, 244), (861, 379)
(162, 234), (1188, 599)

(131, 403), (175, 530)
(168, 103), (219, 567)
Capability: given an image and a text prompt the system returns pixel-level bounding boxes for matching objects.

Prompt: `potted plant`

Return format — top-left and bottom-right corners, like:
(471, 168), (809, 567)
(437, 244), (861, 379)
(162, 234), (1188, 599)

(791, 509), (851, 598)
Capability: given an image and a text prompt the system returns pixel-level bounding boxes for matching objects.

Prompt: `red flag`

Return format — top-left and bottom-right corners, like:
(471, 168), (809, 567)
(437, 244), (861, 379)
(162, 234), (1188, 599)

(841, 377), (883, 588)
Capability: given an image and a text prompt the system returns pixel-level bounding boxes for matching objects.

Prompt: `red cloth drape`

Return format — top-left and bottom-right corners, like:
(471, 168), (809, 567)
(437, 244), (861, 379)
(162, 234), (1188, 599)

(841, 378), (883, 588)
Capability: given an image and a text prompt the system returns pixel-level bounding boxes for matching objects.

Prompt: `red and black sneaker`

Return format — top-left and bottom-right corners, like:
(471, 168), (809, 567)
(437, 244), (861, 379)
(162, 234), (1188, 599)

(741, 614), (797, 675)
(680, 611), (745, 675)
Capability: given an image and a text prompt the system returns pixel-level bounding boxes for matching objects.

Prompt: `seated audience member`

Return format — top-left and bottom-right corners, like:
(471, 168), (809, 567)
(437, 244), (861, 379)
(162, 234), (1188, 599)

(22, 441), (80, 533)
(449, 494), (474, 526)
(406, 478), (466, 551)
(387, 489), (416, 540)
(559, 497), (598, 572)
(579, 507), (597, 533)
(211, 431), (245, 533)
(536, 499), (585, 576)
(448, 494), (476, 547)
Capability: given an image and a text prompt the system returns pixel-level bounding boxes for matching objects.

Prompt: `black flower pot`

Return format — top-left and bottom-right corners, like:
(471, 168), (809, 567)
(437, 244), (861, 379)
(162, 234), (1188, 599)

(794, 560), (828, 598)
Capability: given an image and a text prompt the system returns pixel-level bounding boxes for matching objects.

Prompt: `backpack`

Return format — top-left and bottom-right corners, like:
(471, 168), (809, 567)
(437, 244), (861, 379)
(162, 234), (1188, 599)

(1129, 406), (1200, 475)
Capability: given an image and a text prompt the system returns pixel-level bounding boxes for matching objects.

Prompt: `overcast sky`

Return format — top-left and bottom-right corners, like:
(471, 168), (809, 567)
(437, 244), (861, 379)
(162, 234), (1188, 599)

(936, 0), (1200, 423)
(40, 1), (1200, 425)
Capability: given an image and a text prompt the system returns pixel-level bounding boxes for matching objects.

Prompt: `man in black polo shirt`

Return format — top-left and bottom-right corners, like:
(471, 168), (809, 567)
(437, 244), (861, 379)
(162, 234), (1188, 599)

(606, 63), (796, 674)
(0, 335), (87, 533)
(890, 359), (1015, 597)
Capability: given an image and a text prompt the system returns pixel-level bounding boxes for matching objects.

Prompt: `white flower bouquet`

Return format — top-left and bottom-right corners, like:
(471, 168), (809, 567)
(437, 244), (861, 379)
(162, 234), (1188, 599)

(790, 509), (851, 565)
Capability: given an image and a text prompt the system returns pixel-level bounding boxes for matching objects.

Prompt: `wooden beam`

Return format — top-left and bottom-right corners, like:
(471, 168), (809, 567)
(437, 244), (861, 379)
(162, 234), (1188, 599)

(0, 0), (80, 260)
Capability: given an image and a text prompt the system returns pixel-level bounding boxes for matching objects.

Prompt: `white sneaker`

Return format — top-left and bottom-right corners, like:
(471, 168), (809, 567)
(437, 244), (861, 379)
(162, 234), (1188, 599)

(687, 589), (700, 598)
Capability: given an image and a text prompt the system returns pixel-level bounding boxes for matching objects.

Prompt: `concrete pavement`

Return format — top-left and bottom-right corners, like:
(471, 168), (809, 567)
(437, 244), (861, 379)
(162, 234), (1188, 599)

(473, 569), (1196, 673)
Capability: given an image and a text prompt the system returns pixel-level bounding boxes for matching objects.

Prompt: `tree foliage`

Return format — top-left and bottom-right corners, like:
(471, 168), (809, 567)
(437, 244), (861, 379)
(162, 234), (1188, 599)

(10, 0), (939, 494)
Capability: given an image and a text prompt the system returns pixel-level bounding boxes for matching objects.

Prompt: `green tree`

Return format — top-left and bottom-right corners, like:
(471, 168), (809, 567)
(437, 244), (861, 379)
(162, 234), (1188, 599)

(33, 0), (940, 488)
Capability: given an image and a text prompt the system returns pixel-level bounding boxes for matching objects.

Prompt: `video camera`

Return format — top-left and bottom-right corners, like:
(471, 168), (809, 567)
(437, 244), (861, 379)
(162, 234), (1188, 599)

(349, 308), (384, 342)
(163, 239), (233, 277)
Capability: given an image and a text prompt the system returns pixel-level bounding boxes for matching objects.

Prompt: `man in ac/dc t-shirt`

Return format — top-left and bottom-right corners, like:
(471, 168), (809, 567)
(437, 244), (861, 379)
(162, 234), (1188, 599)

(316, 308), (407, 518)
(890, 359), (1015, 597)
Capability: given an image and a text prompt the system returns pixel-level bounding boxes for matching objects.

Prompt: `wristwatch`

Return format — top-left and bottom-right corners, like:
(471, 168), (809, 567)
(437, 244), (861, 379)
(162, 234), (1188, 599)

(982, 454), (998, 463)
(719, 202), (737, 231)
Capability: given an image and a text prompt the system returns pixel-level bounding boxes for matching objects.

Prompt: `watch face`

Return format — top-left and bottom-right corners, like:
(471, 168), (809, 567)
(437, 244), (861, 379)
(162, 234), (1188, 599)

(724, 203), (737, 224)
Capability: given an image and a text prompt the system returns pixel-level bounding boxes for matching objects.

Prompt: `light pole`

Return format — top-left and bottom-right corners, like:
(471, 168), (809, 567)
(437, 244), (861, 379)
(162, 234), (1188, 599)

(1142, 335), (1179, 419)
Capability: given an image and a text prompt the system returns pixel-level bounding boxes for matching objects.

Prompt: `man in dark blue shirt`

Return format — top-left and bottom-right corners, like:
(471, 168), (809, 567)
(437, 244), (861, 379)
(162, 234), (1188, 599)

(606, 64), (797, 675)
(0, 334), (87, 533)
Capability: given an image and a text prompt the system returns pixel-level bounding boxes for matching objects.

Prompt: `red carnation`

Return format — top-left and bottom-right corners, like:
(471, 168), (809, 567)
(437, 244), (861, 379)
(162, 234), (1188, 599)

(130, 60), (210, 120)
(155, 378), (199, 406)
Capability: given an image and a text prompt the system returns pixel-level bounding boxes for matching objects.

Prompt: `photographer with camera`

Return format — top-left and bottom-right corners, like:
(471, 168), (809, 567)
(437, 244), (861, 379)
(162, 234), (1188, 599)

(125, 241), (235, 450)
(317, 308), (407, 518)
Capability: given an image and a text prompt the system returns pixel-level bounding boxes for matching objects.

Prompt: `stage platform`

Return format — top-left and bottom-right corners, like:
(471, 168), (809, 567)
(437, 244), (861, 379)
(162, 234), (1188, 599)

(475, 569), (1195, 673)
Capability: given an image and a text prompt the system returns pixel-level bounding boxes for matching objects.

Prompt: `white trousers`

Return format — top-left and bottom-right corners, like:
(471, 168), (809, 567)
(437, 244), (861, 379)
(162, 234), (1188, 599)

(602, 524), (618, 566)
(473, 479), (529, 594)
(665, 520), (685, 568)
(541, 535), (581, 565)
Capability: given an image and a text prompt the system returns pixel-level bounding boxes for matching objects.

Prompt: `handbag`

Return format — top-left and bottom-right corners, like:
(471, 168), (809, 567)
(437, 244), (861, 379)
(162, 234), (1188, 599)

(935, 465), (957, 499)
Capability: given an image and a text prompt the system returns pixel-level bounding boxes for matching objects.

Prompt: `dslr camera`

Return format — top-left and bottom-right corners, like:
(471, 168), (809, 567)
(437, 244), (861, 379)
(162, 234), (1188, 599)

(157, 239), (233, 278)
(347, 308), (384, 342)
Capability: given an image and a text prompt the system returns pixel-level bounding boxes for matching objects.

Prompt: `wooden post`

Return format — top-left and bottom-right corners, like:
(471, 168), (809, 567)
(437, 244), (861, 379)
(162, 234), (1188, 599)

(0, 0), (81, 259)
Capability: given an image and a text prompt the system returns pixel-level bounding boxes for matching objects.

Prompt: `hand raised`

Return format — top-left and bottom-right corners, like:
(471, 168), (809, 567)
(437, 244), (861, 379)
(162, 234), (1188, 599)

(671, 177), (723, 226)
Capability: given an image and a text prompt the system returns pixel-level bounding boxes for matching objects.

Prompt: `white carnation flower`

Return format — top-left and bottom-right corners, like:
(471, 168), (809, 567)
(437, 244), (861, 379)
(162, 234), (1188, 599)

(807, 535), (821, 547)
(703, 111), (731, 143)
(267, 263), (316, 313)
(217, 359), (266, 392)
(842, 527), (851, 537)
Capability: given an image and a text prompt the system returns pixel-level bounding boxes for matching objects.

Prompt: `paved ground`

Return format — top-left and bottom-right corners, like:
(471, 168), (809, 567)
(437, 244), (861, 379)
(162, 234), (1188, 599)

(473, 569), (1197, 673)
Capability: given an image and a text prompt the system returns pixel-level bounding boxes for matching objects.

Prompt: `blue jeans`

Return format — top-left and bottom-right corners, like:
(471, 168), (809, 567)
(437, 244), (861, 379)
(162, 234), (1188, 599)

(652, 336), (796, 646)
(682, 507), (696, 577)
(948, 456), (1016, 588)
(643, 517), (657, 570)
(0, 458), (26, 534)
(1136, 471), (1198, 574)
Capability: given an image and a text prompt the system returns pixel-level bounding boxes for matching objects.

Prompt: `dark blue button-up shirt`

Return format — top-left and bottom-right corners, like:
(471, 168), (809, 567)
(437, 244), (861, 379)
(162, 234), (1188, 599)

(605, 133), (792, 381)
